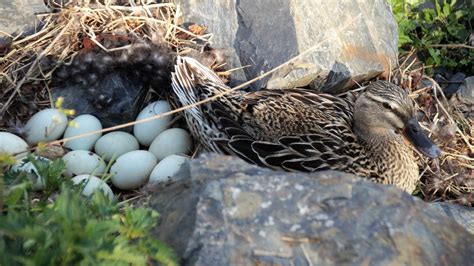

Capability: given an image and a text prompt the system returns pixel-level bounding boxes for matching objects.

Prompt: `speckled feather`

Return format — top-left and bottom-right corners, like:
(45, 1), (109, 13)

(172, 56), (420, 192)
(52, 41), (172, 90)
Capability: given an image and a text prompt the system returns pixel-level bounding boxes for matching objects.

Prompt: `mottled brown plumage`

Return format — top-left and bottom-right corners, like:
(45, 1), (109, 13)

(171, 56), (441, 193)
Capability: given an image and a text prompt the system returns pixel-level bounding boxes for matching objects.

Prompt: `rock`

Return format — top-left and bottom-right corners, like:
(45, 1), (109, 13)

(150, 154), (474, 265)
(449, 76), (474, 119)
(176, 0), (397, 93)
(430, 202), (474, 234)
(458, 76), (474, 104)
(433, 72), (448, 85)
(443, 72), (466, 98)
(0, 1), (48, 36)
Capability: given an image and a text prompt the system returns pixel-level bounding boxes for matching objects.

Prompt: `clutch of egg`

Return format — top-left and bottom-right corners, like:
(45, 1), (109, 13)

(1, 100), (193, 197)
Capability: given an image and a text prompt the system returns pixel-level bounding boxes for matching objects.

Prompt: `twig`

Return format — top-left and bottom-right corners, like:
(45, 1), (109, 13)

(424, 76), (473, 152)
(427, 44), (474, 49)
(0, 30), (14, 38)
(1, 20), (73, 113)
(301, 244), (314, 266)
(252, 249), (293, 259)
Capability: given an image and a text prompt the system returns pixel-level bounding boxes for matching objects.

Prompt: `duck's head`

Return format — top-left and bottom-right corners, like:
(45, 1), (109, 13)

(354, 80), (441, 159)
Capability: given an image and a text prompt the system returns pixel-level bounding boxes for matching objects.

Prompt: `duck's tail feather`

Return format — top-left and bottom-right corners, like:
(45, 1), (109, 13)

(171, 56), (230, 153)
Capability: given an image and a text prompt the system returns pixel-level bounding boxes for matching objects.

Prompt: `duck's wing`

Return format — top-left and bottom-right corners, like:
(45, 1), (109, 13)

(172, 56), (360, 170)
(238, 88), (357, 142)
(211, 98), (360, 172)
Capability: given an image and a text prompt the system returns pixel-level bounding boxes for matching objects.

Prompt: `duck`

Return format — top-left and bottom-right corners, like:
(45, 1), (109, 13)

(171, 56), (442, 193)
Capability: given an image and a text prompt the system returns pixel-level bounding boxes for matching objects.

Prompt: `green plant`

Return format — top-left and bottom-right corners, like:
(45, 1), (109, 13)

(389, 0), (474, 74)
(0, 156), (178, 266)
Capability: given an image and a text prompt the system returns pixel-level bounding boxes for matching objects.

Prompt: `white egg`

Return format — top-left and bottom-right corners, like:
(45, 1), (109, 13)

(149, 155), (190, 184)
(63, 115), (102, 151)
(133, 101), (172, 146)
(72, 174), (114, 201)
(24, 108), (68, 145)
(63, 150), (106, 177)
(0, 132), (29, 159)
(12, 157), (50, 191)
(148, 128), (192, 161)
(94, 132), (139, 161)
(110, 150), (157, 190)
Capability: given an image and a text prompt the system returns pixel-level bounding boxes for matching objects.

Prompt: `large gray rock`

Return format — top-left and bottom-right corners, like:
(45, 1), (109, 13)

(150, 154), (474, 265)
(177, 0), (398, 93)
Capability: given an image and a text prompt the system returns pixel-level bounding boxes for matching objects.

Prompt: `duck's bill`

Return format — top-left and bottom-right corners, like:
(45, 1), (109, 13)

(404, 118), (441, 159)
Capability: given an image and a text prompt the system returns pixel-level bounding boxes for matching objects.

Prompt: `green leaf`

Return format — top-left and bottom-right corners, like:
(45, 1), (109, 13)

(0, 177), (176, 265)
(5, 182), (30, 207)
(423, 8), (436, 22)
(399, 33), (413, 47)
(0, 153), (16, 167)
(443, 2), (451, 17)
(96, 245), (146, 265)
(435, 0), (442, 16)
(150, 239), (179, 266)
(428, 48), (442, 65)
(120, 207), (159, 239)
(453, 10), (466, 20)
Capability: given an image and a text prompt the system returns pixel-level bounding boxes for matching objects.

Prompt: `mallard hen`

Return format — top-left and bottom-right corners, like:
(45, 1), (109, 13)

(171, 56), (441, 193)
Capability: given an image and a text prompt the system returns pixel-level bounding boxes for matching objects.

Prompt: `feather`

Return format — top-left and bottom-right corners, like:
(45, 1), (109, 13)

(171, 56), (429, 193)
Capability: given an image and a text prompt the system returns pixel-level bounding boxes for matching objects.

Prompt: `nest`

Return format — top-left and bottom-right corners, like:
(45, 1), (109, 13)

(390, 50), (473, 206)
(0, 0), (213, 129)
(0, 1), (472, 206)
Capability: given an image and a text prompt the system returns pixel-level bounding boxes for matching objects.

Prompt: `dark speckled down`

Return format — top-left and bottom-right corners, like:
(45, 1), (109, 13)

(151, 154), (473, 265)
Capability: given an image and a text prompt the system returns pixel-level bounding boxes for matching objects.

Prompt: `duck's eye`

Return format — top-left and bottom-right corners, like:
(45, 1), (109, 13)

(382, 102), (392, 110)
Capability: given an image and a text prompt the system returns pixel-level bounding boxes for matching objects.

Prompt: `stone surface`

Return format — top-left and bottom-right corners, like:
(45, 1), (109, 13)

(443, 72), (466, 98)
(449, 76), (474, 119)
(176, 0), (398, 93)
(0, 1), (48, 36)
(151, 154), (474, 265)
(430, 202), (474, 234)
(459, 76), (474, 104)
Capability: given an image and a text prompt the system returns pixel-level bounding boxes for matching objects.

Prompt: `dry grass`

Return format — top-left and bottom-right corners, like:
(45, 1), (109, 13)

(389, 50), (473, 206)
